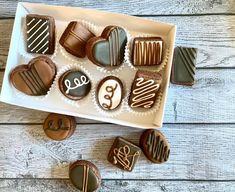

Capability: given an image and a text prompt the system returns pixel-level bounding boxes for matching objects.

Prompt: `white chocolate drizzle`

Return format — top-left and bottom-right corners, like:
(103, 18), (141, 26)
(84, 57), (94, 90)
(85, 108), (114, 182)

(64, 75), (90, 94)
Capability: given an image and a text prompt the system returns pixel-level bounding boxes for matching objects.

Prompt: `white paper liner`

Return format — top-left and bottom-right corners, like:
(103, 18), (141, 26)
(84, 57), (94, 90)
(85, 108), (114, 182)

(124, 35), (170, 73)
(18, 17), (59, 60)
(59, 20), (99, 64)
(53, 63), (94, 108)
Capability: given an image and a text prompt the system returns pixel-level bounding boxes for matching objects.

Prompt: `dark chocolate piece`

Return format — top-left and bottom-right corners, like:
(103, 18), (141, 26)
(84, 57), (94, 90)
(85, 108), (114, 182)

(97, 76), (123, 111)
(171, 46), (197, 86)
(107, 137), (141, 172)
(10, 56), (56, 96)
(26, 14), (55, 54)
(43, 113), (76, 141)
(59, 70), (91, 100)
(86, 26), (127, 67)
(59, 22), (95, 58)
(128, 70), (162, 109)
(132, 37), (163, 66)
(140, 129), (170, 164)
(69, 160), (101, 192)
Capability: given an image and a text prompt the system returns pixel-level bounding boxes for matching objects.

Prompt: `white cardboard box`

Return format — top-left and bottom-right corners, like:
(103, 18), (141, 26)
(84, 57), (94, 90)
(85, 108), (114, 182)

(0, 2), (176, 129)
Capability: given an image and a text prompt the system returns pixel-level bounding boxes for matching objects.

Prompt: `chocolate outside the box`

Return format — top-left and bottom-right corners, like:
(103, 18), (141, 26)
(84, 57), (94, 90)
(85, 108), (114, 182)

(26, 14), (55, 54)
(86, 26), (127, 67)
(171, 46), (197, 86)
(43, 113), (76, 141)
(128, 70), (162, 109)
(140, 129), (170, 164)
(10, 56), (56, 96)
(107, 137), (141, 172)
(131, 37), (163, 66)
(59, 21), (95, 58)
(69, 160), (101, 192)
(59, 70), (91, 100)
(97, 76), (124, 111)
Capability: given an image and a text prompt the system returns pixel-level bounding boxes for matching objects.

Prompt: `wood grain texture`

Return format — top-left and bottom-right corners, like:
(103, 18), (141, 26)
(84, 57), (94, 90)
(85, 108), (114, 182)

(0, 0), (235, 17)
(0, 179), (235, 192)
(0, 123), (234, 180)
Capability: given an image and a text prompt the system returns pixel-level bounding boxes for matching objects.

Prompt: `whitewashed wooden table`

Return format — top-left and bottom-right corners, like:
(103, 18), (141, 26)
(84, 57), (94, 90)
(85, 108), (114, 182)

(0, 0), (235, 191)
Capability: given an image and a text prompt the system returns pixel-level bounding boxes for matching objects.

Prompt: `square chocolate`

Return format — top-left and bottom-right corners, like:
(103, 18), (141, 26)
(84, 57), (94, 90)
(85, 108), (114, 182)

(171, 46), (198, 86)
(107, 137), (141, 172)
(26, 14), (55, 54)
(128, 70), (162, 109)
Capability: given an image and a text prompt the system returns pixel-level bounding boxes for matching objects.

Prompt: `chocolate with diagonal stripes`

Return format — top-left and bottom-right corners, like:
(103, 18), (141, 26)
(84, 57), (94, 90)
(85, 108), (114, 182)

(10, 56), (56, 96)
(26, 14), (55, 54)
(171, 46), (198, 86)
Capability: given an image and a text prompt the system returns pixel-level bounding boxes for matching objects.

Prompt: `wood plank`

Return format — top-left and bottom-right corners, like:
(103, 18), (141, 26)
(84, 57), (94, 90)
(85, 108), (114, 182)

(0, 0), (235, 17)
(1, 15), (235, 70)
(0, 179), (235, 192)
(0, 123), (234, 180)
(1, 68), (235, 124)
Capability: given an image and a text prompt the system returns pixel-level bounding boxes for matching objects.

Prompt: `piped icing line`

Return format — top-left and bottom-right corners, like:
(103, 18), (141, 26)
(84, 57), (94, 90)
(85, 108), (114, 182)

(64, 76), (90, 94)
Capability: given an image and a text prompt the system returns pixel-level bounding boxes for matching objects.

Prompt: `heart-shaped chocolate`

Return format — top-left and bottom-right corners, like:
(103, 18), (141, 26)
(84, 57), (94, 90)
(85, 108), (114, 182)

(86, 26), (127, 67)
(10, 56), (56, 96)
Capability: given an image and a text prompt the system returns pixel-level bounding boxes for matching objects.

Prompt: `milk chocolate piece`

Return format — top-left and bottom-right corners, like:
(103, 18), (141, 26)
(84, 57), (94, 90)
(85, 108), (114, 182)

(59, 70), (91, 100)
(140, 129), (170, 164)
(97, 76), (123, 111)
(59, 22), (95, 58)
(132, 37), (163, 66)
(171, 46), (197, 86)
(43, 113), (76, 141)
(107, 137), (141, 172)
(86, 26), (127, 67)
(69, 160), (101, 192)
(10, 56), (56, 96)
(26, 14), (55, 54)
(128, 70), (162, 109)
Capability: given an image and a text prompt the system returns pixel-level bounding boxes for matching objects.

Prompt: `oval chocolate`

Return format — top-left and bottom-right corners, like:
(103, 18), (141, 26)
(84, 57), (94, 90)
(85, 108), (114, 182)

(97, 76), (123, 110)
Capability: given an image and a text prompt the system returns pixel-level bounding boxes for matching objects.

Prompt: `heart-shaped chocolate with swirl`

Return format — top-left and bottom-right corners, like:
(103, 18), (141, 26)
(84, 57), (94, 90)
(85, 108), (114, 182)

(10, 56), (56, 96)
(86, 26), (127, 67)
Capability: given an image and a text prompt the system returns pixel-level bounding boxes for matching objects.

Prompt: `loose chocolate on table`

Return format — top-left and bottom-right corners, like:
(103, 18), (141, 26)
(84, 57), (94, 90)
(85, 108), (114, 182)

(97, 76), (123, 111)
(43, 113), (76, 141)
(108, 137), (141, 172)
(10, 56), (56, 96)
(86, 26), (127, 67)
(69, 160), (101, 192)
(171, 46), (197, 86)
(59, 21), (95, 58)
(128, 70), (162, 109)
(26, 14), (55, 54)
(140, 129), (170, 164)
(59, 70), (91, 100)
(132, 37), (163, 66)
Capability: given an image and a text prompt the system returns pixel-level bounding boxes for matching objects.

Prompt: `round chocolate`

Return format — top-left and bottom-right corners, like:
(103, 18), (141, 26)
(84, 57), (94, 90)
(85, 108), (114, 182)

(97, 76), (123, 111)
(140, 129), (170, 164)
(69, 160), (101, 192)
(59, 70), (91, 100)
(43, 113), (76, 141)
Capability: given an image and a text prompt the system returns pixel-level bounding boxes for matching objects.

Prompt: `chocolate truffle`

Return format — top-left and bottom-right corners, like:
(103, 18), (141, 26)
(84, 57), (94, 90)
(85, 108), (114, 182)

(59, 70), (91, 100)
(128, 70), (162, 109)
(43, 113), (76, 141)
(86, 26), (127, 67)
(132, 37), (163, 66)
(171, 46), (197, 86)
(97, 76), (123, 111)
(10, 56), (56, 96)
(140, 129), (170, 164)
(59, 22), (95, 58)
(69, 160), (101, 192)
(108, 137), (141, 172)
(26, 14), (55, 54)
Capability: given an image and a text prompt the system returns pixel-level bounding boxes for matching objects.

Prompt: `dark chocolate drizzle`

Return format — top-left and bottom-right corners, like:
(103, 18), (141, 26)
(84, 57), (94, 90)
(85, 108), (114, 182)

(102, 83), (118, 110)
(45, 119), (69, 131)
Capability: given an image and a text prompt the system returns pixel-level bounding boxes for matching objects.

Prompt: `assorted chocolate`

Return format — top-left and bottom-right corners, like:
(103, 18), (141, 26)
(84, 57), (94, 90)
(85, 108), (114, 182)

(26, 14), (55, 54)
(43, 113), (76, 141)
(171, 46), (197, 86)
(86, 26), (127, 67)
